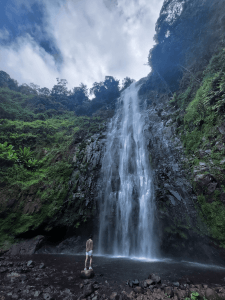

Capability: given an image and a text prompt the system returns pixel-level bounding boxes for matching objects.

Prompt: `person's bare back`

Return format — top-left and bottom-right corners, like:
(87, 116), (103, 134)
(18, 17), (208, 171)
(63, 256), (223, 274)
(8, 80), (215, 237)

(86, 238), (93, 252)
(84, 234), (93, 270)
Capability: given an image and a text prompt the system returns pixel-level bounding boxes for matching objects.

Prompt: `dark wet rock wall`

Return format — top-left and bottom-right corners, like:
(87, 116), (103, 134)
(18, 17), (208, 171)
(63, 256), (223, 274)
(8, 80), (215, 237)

(36, 131), (107, 253)
(136, 90), (224, 264)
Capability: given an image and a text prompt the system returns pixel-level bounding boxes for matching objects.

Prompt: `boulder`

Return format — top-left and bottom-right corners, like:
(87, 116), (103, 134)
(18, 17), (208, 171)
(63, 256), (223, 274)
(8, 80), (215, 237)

(120, 291), (130, 300)
(39, 263), (45, 269)
(148, 274), (161, 284)
(82, 283), (94, 297)
(27, 260), (34, 268)
(128, 280), (133, 288)
(34, 291), (41, 297)
(153, 288), (165, 299)
(145, 279), (154, 286)
(132, 279), (139, 286)
(93, 284), (100, 290)
(127, 291), (135, 299)
(164, 286), (174, 297)
(176, 289), (187, 299)
(172, 282), (180, 287)
(42, 293), (54, 300)
(205, 288), (217, 299)
(6, 272), (20, 279)
(80, 269), (94, 279)
(7, 236), (45, 255)
(109, 292), (119, 300)
(134, 286), (142, 293)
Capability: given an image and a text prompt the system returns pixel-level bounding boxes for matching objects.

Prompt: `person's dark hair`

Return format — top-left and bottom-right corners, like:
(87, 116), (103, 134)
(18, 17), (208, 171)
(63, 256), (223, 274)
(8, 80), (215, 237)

(89, 234), (93, 239)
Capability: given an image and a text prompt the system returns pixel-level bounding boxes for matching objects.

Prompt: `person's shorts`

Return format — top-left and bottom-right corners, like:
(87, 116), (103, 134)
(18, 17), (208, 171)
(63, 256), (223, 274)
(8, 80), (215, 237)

(86, 250), (93, 256)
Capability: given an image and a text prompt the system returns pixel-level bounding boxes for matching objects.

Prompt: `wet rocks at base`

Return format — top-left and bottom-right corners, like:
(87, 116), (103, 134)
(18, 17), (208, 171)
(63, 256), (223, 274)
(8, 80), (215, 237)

(81, 269), (95, 279)
(0, 254), (80, 300)
(1, 254), (225, 300)
(123, 274), (224, 300)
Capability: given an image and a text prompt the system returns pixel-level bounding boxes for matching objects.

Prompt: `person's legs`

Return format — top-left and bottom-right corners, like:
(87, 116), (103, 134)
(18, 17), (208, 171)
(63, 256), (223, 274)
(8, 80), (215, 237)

(89, 255), (92, 268)
(84, 254), (88, 269)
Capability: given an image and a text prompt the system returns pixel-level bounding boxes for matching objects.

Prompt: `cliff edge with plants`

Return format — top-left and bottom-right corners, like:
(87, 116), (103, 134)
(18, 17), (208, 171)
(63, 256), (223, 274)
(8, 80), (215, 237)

(137, 0), (225, 259)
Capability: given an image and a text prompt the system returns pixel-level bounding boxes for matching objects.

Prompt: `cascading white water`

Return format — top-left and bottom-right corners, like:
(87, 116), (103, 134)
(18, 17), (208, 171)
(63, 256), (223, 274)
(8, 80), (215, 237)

(98, 82), (157, 259)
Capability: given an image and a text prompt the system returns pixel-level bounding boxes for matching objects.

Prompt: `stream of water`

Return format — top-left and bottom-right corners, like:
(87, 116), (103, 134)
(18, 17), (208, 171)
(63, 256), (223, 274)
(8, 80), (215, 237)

(97, 82), (157, 258)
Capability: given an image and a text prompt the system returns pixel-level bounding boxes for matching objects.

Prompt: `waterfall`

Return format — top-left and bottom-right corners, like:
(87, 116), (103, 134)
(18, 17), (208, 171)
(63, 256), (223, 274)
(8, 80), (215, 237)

(97, 82), (157, 259)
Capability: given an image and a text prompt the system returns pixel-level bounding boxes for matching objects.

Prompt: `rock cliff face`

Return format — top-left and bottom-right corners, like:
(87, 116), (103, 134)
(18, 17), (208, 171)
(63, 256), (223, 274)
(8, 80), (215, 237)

(36, 130), (107, 253)
(142, 0), (225, 95)
(57, 132), (107, 230)
(141, 98), (217, 262)
(133, 0), (225, 261)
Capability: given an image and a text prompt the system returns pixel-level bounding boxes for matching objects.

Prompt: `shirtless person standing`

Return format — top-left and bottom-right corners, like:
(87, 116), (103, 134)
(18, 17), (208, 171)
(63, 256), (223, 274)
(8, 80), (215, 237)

(84, 234), (93, 270)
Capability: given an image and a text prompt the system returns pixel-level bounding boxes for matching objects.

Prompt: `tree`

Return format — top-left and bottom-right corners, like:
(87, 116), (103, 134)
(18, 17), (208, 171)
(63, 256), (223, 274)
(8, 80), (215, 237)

(90, 81), (106, 100)
(0, 71), (19, 91)
(90, 76), (120, 103)
(89, 76), (120, 114)
(29, 83), (40, 94)
(18, 83), (38, 95)
(39, 87), (51, 96)
(67, 83), (89, 111)
(51, 78), (69, 101)
(121, 77), (135, 92)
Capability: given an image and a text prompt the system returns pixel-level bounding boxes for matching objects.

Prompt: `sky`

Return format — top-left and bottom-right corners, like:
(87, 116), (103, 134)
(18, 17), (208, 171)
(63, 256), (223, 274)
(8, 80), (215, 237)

(0, 0), (164, 93)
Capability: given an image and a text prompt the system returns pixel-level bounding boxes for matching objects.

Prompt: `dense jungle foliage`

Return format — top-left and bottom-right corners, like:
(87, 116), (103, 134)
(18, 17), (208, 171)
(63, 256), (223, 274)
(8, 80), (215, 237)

(0, 104), (104, 248)
(0, 73), (135, 249)
(0, 71), (134, 118)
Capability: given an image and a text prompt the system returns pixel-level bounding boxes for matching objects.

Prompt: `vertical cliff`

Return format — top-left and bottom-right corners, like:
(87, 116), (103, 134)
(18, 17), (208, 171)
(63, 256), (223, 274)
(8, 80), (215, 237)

(136, 0), (225, 261)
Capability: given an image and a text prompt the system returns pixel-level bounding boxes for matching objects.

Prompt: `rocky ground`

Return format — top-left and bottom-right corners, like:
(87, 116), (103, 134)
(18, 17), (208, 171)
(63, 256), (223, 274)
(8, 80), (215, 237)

(0, 252), (225, 300)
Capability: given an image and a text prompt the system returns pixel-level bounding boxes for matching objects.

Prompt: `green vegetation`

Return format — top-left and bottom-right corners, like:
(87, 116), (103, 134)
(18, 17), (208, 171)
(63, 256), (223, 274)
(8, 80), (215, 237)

(176, 50), (225, 150)
(184, 292), (202, 300)
(169, 48), (225, 247)
(172, 49), (225, 164)
(0, 86), (106, 248)
(0, 87), (35, 121)
(197, 194), (225, 247)
(170, 84), (194, 110)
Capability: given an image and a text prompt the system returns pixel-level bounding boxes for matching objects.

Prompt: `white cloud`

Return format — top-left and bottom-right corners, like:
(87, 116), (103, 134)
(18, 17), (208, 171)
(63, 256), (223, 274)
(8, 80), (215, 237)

(0, 34), (58, 88)
(0, 0), (164, 92)
(0, 28), (10, 41)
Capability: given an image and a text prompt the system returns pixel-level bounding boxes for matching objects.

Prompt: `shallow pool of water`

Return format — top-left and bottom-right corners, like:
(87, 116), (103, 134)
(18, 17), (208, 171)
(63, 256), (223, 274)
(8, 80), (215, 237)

(51, 254), (225, 285)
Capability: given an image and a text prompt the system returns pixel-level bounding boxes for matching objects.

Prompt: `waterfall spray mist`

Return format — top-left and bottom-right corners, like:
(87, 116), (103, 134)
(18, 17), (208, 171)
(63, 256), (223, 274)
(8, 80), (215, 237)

(98, 82), (157, 259)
